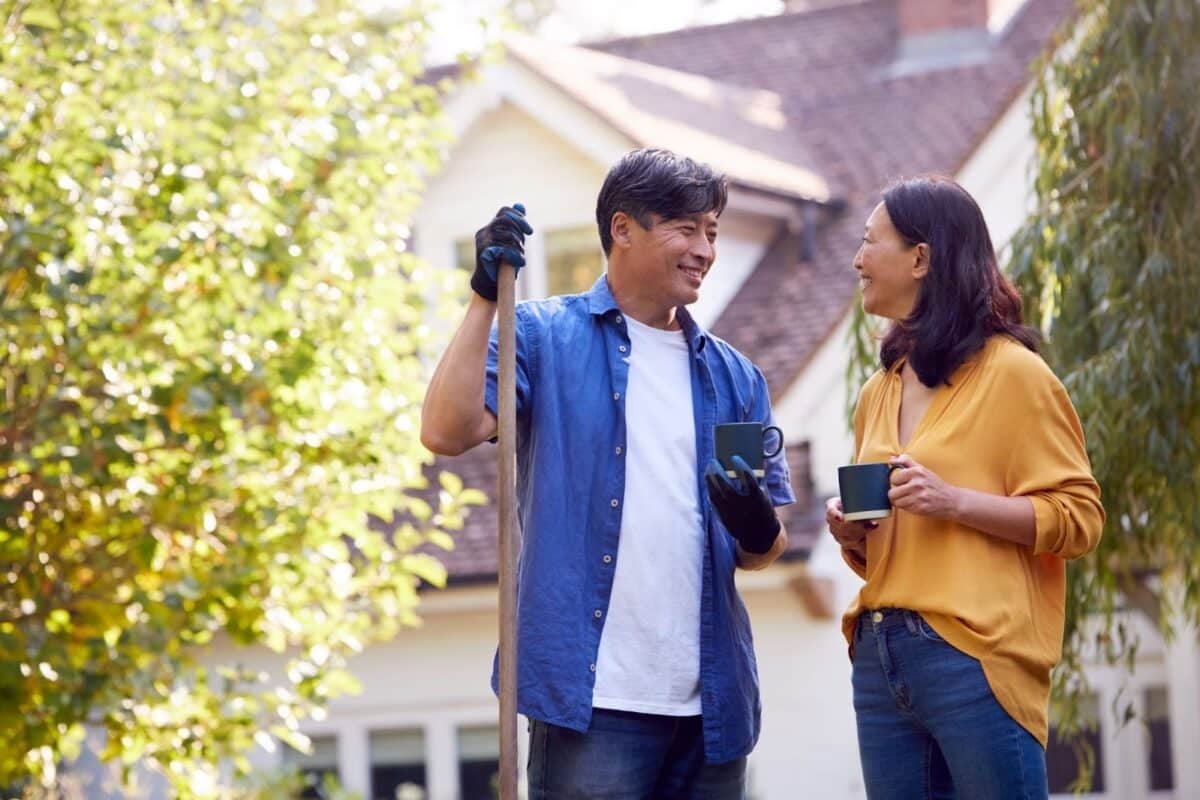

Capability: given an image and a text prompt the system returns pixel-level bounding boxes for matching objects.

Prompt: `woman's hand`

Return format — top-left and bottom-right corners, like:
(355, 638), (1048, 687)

(887, 453), (962, 519)
(825, 496), (875, 560)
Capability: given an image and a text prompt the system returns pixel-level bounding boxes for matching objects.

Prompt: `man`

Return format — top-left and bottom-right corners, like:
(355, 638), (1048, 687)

(421, 148), (792, 798)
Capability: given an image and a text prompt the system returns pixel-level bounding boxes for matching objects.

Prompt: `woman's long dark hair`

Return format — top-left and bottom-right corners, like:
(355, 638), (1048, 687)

(879, 175), (1038, 386)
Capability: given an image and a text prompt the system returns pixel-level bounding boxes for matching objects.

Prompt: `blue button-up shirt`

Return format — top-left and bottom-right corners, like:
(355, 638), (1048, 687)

(485, 276), (793, 763)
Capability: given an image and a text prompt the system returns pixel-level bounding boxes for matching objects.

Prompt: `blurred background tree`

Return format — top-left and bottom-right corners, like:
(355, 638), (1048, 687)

(846, 0), (1199, 752)
(1009, 0), (1199, 702)
(0, 0), (483, 794)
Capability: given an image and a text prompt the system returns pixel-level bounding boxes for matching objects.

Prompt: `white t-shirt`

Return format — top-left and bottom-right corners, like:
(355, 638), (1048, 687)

(592, 314), (704, 716)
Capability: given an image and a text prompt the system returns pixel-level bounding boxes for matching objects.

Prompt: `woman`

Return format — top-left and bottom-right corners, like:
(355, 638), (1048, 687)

(826, 175), (1104, 800)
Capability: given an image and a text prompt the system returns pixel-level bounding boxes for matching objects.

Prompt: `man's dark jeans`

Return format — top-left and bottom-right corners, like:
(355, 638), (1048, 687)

(527, 708), (746, 799)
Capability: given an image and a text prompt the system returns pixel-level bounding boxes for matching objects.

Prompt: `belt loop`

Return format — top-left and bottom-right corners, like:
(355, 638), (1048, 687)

(903, 610), (917, 636)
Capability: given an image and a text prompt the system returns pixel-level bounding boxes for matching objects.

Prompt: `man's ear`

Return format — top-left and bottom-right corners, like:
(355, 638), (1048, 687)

(610, 211), (633, 250)
(912, 242), (930, 280)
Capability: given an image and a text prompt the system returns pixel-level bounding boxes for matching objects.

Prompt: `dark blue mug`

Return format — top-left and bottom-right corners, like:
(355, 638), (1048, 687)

(715, 422), (784, 478)
(838, 462), (901, 521)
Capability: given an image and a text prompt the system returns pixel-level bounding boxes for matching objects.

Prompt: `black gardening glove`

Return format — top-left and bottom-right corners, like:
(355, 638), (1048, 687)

(471, 202), (534, 302)
(705, 455), (781, 555)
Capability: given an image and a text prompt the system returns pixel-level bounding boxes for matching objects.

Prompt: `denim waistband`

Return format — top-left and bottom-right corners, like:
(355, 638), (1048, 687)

(855, 607), (927, 640)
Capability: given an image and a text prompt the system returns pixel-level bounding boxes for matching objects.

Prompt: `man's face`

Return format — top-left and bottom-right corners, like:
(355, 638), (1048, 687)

(625, 210), (719, 308)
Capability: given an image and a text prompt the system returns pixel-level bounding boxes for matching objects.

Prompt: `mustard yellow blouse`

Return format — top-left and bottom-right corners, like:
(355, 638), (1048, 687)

(841, 335), (1105, 746)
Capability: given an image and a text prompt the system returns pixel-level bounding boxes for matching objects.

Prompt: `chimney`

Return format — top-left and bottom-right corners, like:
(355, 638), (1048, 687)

(898, 0), (990, 37)
(784, 0), (856, 9)
(892, 0), (1015, 75)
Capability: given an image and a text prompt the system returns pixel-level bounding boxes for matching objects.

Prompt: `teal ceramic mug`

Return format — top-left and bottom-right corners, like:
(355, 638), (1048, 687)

(837, 462), (901, 521)
(714, 422), (784, 478)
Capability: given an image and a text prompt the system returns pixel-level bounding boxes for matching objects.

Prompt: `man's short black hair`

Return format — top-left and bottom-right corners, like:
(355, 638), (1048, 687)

(595, 148), (728, 256)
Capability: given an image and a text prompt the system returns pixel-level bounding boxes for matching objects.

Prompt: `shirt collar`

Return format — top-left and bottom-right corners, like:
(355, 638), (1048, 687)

(585, 274), (710, 353)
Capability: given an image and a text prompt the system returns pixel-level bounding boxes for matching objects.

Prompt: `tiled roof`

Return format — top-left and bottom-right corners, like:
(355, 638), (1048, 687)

(420, 0), (1073, 580)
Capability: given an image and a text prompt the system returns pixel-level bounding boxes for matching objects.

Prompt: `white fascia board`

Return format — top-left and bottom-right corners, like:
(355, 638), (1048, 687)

(442, 59), (634, 169)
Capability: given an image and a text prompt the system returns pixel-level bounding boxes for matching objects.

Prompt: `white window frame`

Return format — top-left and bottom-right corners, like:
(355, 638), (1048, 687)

(292, 707), (526, 800)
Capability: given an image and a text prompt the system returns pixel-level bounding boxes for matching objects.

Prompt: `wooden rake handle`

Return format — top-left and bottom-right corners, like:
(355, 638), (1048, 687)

(495, 260), (520, 800)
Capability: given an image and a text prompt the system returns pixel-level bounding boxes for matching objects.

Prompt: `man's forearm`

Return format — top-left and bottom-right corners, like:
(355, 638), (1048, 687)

(420, 294), (498, 455)
(737, 522), (788, 570)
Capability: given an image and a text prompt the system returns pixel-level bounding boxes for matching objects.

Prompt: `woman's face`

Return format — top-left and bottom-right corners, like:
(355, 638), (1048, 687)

(853, 202), (928, 320)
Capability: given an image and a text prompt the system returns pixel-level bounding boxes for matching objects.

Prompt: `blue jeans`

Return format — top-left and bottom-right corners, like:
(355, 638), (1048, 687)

(852, 609), (1048, 800)
(527, 708), (746, 799)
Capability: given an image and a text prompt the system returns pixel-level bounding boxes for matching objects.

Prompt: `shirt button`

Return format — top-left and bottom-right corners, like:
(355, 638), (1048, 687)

(618, 345), (627, 353)
(613, 392), (620, 401)
(602, 554), (613, 564)
(589, 663), (597, 672)
(872, 611), (884, 623)
(615, 446), (622, 455)
(593, 609), (603, 619)
(610, 498), (619, 508)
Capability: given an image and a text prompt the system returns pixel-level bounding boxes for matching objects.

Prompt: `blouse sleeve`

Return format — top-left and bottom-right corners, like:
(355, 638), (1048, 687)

(1004, 365), (1105, 560)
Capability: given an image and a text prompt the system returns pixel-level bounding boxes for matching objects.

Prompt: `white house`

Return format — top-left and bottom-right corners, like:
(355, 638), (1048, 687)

(186, 2), (1200, 799)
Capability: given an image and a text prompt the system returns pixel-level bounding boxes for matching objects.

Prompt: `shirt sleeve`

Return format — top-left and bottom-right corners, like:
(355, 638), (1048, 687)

(484, 304), (535, 435)
(748, 367), (795, 508)
(1004, 364), (1105, 560)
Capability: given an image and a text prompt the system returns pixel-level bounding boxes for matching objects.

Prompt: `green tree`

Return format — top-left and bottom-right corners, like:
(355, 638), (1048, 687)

(0, 0), (482, 794)
(1009, 0), (1199, 697)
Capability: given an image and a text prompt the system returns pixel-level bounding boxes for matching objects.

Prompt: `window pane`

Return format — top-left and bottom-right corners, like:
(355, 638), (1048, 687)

(545, 227), (602, 297)
(455, 238), (475, 273)
(370, 729), (426, 800)
(1145, 686), (1174, 791)
(282, 735), (339, 800)
(1046, 694), (1105, 794)
(457, 725), (499, 800)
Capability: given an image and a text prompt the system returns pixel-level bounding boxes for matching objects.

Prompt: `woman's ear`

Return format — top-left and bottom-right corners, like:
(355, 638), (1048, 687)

(912, 242), (930, 280)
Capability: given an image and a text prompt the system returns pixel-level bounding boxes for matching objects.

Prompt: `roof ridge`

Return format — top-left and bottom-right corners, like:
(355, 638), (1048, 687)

(505, 31), (787, 112)
(504, 33), (833, 202)
(582, 0), (882, 52)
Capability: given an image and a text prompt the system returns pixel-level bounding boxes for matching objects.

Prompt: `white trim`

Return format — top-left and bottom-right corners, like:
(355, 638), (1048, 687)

(842, 508), (890, 521)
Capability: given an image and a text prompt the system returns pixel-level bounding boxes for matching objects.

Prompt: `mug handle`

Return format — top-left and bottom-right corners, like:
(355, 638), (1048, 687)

(761, 425), (784, 459)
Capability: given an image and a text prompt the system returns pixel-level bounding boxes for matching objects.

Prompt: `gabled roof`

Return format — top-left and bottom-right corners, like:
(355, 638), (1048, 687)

(505, 33), (831, 203)
(417, 0), (1074, 581)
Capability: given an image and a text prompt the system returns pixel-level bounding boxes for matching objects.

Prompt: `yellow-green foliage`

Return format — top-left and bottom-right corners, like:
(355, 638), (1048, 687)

(0, 0), (483, 793)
